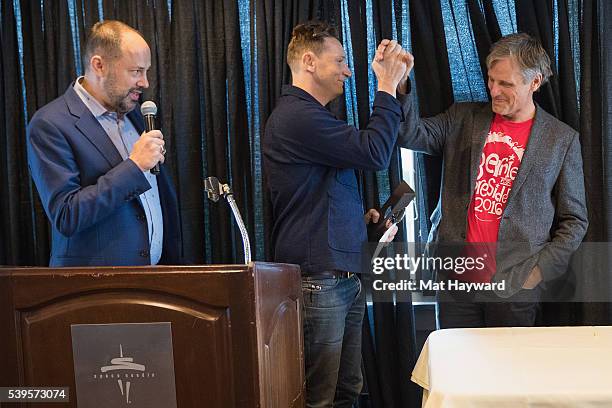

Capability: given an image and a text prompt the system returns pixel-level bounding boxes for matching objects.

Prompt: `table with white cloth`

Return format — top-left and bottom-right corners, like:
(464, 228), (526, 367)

(411, 326), (612, 407)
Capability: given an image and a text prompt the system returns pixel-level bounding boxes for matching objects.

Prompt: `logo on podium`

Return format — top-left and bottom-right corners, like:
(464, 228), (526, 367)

(95, 343), (154, 404)
(71, 323), (177, 407)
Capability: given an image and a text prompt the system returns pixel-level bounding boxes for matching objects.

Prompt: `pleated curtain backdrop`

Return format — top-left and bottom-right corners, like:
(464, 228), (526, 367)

(409, 0), (454, 243)
(355, 1), (421, 407)
(1, 1), (612, 406)
(1, 0), (41, 266)
(572, 0), (612, 325)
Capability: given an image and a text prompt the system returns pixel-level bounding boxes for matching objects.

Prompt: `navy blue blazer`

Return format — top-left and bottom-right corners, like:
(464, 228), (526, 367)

(263, 85), (404, 275)
(27, 85), (182, 267)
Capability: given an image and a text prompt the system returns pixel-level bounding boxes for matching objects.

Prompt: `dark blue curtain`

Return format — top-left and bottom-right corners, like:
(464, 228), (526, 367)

(1, 1), (610, 407)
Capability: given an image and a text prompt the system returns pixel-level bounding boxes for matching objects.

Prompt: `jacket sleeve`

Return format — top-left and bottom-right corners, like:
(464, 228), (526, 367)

(396, 87), (459, 156)
(536, 131), (589, 281)
(270, 91), (403, 171)
(27, 115), (152, 237)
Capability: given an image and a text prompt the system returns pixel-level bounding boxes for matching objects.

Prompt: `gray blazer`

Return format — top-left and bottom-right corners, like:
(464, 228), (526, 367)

(398, 93), (588, 297)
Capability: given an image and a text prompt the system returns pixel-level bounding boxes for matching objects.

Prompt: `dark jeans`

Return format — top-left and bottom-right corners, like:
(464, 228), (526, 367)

(302, 274), (365, 408)
(437, 284), (541, 328)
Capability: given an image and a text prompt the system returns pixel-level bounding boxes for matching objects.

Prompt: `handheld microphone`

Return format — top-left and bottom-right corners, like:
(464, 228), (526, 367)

(141, 101), (160, 175)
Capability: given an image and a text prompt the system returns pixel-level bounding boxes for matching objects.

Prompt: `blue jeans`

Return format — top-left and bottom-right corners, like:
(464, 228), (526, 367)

(302, 274), (365, 408)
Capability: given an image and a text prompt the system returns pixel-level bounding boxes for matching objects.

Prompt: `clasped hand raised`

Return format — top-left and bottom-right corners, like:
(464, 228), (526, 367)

(371, 39), (414, 97)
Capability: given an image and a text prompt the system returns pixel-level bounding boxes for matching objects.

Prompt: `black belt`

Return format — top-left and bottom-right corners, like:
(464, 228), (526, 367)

(302, 270), (354, 279)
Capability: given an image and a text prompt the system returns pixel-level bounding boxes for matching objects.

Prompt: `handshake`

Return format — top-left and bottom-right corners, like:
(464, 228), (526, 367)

(371, 39), (414, 98)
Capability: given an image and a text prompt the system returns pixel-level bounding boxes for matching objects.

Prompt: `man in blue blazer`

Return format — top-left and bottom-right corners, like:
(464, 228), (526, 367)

(263, 21), (407, 408)
(27, 20), (181, 267)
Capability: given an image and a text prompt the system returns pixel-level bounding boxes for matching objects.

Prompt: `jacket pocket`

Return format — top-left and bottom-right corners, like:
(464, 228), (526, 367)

(327, 178), (366, 253)
(335, 168), (359, 191)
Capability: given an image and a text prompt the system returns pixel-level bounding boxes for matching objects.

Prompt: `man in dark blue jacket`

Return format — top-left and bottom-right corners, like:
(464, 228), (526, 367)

(27, 20), (181, 267)
(263, 21), (410, 408)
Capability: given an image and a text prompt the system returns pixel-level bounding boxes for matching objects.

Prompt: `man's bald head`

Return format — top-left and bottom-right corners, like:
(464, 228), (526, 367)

(83, 20), (145, 72)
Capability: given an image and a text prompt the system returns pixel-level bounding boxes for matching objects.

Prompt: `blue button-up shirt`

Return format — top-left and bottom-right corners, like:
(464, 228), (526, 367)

(263, 85), (404, 274)
(73, 77), (163, 265)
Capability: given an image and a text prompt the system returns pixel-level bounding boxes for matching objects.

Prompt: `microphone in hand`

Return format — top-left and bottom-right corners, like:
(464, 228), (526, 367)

(141, 101), (162, 175)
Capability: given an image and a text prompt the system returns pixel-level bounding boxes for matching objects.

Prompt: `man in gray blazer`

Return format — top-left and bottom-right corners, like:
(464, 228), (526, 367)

(384, 33), (588, 328)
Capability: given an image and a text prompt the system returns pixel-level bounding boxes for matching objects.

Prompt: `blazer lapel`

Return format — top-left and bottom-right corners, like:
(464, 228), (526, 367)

(64, 86), (123, 167)
(469, 105), (494, 193)
(504, 104), (549, 208)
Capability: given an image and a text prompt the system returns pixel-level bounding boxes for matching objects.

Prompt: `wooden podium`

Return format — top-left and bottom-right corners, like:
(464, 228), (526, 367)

(0, 262), (304, 407)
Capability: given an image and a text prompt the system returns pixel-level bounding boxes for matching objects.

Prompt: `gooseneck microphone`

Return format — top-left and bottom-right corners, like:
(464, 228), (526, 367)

(141, 101), (160, 175)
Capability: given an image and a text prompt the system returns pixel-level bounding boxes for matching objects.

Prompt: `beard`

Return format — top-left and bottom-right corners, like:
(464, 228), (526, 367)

(104, 71), (141, 115)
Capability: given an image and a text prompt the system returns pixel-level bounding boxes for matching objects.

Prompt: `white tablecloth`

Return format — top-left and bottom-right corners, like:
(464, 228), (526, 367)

(411, 326), (612, 407)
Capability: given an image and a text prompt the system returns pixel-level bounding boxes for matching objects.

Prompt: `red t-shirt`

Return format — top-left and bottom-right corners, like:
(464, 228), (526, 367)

(461, 114), (533, 282)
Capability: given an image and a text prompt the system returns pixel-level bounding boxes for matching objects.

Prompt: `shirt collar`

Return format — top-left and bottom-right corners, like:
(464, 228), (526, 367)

(281, 85), (324, 106)
(73, 76), (116, 119)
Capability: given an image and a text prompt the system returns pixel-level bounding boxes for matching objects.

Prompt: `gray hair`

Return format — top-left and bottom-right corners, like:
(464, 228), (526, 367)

(486, 33), (553, 85)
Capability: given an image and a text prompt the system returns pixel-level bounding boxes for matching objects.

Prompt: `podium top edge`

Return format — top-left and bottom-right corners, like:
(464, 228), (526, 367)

(0, 261), (300, 275)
